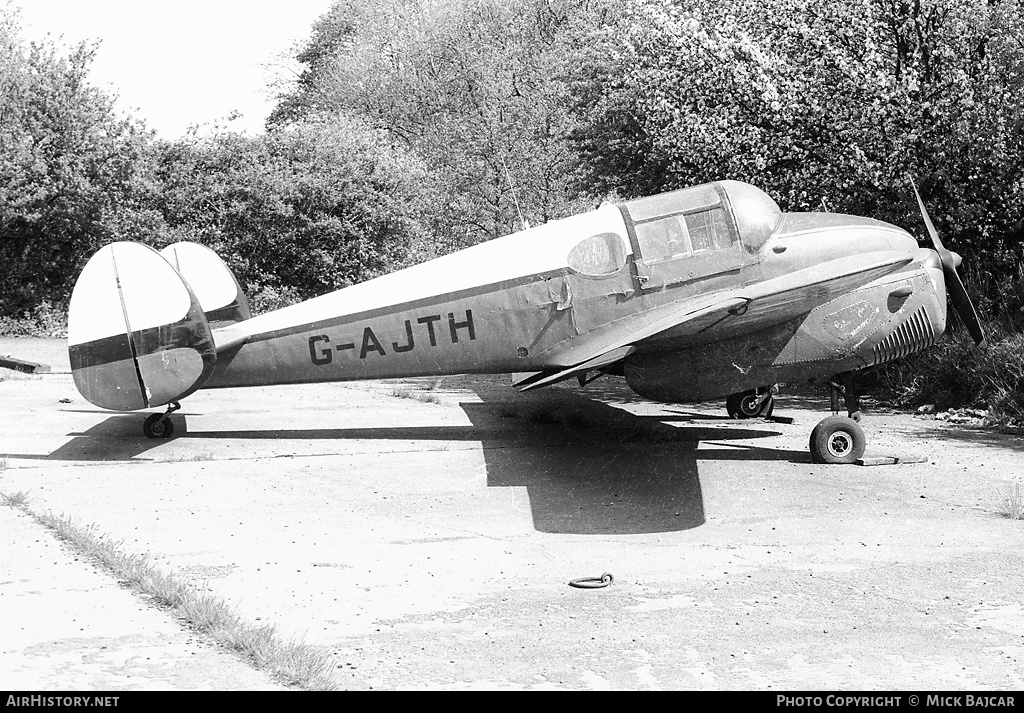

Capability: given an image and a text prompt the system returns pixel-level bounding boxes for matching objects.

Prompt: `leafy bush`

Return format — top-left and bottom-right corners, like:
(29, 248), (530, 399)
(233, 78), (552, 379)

(151, 119), (434, 301)
(567, 0), (1024, 307)
(246, 285), (303, 316)
(0, 300), (68, 337)
(877, 320), (1024, 420)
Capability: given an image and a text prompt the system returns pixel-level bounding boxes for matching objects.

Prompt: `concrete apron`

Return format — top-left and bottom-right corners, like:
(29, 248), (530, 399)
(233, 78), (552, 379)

(1, 339), (1023, 689)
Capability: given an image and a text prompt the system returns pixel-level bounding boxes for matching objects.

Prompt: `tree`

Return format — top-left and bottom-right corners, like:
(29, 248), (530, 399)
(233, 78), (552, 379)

(0, 5), (154, 314)
(0, 1), (436, 320)
(270, 0), (610, 248)
(567, 0), (1024, 312)
(150, 118), (435, 305)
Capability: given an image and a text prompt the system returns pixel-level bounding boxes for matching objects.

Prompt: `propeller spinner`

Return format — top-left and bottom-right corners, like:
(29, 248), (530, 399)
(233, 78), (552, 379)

(909, 177), (988, 348)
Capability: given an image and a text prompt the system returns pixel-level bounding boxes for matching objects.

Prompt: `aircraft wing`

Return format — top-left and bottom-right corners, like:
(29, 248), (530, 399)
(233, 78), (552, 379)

(511, 345), (639, 391)
(516, 250), (911, 392)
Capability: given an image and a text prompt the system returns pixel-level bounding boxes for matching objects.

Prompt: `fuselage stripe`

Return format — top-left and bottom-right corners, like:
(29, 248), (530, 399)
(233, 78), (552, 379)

(235, 267), (573, 346)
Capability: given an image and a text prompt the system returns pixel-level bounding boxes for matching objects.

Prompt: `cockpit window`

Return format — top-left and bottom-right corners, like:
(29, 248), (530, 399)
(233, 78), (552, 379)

(633, 216), (690, 263)
(619, 181), (783, 262)
(622, 182), (738, 264)
(566, 232), (627, 276)
(685, 208), (734, 252)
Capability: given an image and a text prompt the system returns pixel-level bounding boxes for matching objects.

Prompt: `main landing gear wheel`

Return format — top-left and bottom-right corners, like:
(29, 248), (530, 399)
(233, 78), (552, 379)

(809, 415), (865, 464)
(726, 388), (774, 419)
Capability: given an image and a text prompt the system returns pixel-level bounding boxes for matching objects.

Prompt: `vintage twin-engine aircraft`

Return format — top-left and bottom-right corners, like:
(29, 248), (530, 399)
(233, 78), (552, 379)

(67, 179), (985, 463)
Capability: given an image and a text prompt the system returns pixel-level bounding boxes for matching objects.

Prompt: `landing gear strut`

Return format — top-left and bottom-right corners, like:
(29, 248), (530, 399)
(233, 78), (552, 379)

(726, 385), (776, 419)
(809, 375), (865, 464)
(143, 402), (180, 439)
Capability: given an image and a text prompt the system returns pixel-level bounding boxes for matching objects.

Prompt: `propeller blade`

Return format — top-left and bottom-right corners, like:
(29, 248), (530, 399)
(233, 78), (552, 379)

(908, 176), (987, 347)
(909, 176), (946, 256)
(945, 261), (988, 348)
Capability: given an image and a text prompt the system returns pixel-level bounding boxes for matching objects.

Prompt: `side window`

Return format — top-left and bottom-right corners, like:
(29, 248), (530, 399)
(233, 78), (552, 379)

(685, 207), (735, 252)
(635, 215), (692, 263)
(566, 232), (627, 276)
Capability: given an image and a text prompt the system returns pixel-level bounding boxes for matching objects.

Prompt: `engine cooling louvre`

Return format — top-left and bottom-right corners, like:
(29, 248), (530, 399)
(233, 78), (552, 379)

(872, 307), (936, 364)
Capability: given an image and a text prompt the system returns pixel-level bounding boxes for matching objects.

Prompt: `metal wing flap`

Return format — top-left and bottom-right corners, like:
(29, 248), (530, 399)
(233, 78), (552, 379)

(513, 345), (637, 392)
(516, 297), (748, 392)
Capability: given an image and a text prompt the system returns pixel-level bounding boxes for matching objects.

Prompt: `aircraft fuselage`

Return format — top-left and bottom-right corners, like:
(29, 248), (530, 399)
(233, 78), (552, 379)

(205, 181), (944, 403)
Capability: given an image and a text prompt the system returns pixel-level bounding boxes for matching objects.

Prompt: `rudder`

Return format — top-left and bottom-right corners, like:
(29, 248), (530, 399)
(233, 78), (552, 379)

(160, 242), (251, 327)
(68, 242), (217, 411)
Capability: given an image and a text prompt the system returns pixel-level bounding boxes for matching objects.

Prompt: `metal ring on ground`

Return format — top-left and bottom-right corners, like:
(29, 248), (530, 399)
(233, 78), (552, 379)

(569, 572), (614, 589)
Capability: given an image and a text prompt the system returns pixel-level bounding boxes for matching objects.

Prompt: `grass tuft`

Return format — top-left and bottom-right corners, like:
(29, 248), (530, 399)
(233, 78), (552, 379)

(997, 481), (1024, 521)
(30, 510), (338, 689)
(160, 452), (212, 463)
(389, 386), (442, 404)
(1, 490), (30, 508)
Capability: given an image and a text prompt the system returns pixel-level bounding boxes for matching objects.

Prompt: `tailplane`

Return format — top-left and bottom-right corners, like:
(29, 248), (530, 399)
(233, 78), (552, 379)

(68, 242), (218, 411)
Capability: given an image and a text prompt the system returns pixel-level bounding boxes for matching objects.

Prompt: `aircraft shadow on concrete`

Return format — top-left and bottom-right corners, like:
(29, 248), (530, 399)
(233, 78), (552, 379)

(22, 385), (805, 535)
(460, 386), (801, 535)
(16, 417), (495, 463)
(5, 414), (172, 462)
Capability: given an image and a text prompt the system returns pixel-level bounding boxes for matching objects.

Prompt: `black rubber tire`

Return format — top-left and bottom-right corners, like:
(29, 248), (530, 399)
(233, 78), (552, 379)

(726, 390), (774, 419)
(143, 413), (175, 439)
(808, 415), (865, 464)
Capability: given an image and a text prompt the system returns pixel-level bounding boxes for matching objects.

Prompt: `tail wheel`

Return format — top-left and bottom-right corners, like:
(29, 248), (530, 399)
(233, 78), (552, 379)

(143, 413), (175, 439)
(727, 389), (774, 419)
(809, 415), (865, 464)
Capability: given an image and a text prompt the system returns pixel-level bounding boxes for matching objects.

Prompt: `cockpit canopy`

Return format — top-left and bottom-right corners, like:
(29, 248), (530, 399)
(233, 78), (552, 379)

(618, 180), (783, 261)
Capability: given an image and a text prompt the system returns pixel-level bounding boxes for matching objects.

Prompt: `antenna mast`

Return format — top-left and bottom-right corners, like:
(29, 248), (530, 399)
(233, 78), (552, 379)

(501, 156), (530, 231)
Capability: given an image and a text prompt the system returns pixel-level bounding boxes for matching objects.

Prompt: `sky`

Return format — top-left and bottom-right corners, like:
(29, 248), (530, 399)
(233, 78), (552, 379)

(15, 0), (335, 138)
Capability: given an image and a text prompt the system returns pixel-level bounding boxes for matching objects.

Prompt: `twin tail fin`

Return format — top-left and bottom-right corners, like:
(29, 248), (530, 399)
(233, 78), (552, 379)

(67, 241), (248, 411)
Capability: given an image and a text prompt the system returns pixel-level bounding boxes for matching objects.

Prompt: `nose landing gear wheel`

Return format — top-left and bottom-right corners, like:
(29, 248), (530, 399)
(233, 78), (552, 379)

(809, 415), (865, 464)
